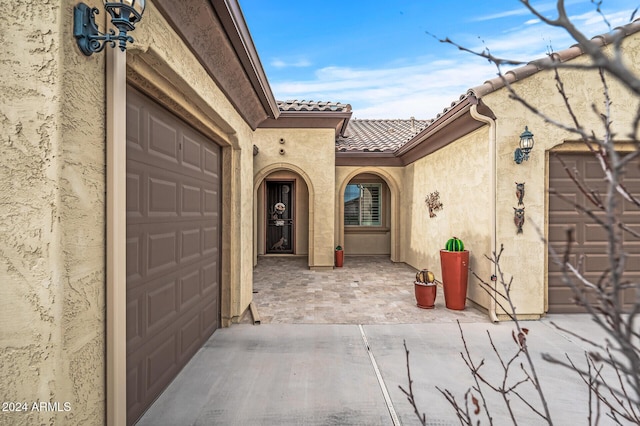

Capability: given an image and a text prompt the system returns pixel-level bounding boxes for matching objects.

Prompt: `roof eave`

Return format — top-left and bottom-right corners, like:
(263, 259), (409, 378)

(213, 0), (280, 120)
(259, 110), (352, 138)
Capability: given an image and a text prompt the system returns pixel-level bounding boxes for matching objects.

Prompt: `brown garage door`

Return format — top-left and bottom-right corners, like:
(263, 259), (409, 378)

(548, 153), (639, 313)
(126, 87), (221, 424)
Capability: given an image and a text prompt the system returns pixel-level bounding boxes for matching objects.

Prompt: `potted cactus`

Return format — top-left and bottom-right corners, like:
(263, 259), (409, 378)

(439, 237), (469, 310)
(414, 269), (437, 309)
(335, 245), (344, 268)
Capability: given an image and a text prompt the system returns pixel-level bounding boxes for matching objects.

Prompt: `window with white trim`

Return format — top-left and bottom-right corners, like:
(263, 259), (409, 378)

(344, 183), (381, 226)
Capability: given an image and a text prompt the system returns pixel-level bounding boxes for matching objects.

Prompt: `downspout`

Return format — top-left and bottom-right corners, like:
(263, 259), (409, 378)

(470, 104), (499, 323)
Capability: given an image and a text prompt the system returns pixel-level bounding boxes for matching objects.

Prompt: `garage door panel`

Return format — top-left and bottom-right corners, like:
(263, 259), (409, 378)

(202, 299), (218, 336)
(180, 270), (202, 310)
(182, 184), (202, 215)
(584, 223), (609, 244)
(182, 134), (203, 171)
(204, 146), (220, 177)
(148, 177), (178, 216)
(146, 278), (179, 335)
(127, 297), (143, 347)
(127, 173), (142, 216)
(126, 104), (142, 149)
(148, 115), (179, 163)
(127, 87), (220, 425)
(179, 312), (202, 360)
(202, 263), (218, 294)
(147, 231), (178, 275)
(549, 192), (579, 212)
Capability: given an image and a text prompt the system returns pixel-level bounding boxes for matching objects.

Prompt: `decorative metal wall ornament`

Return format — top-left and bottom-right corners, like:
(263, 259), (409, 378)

(74, 1), (146, 56)
(515, 182), (525, 206)
(513, 207), (525, 234)
(425, 191), (443, 218)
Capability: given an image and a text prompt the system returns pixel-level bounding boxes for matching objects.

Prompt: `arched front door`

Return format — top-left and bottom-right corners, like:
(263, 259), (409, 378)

(265, 180), (295, 253)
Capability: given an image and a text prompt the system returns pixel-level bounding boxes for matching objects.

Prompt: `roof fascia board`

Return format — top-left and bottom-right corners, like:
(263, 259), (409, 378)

(211, 0), (280, 120)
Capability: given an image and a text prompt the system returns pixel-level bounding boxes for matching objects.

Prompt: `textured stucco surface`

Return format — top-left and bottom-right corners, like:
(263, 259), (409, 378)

(479, 31), (640, 316)
(401, 128), (493, 309)
(1, 1), (107, 425)
(254, 128), (336, 268)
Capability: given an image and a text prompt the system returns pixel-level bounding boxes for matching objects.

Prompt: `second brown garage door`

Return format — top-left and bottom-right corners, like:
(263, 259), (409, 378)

(126, 87), (221, 424)
(548, 152), (639, 313)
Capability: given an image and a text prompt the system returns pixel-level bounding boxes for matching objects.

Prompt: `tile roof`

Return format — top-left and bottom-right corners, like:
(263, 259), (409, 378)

(278, 100), (352, 112)
(336, 118), (431, 152)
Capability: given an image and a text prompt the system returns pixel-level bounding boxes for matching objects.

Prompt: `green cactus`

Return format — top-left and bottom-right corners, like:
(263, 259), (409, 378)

(445, 237), (464, 252)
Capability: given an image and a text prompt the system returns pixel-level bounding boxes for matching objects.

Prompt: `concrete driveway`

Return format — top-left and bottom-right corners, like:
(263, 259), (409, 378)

(137, 257), (609, 425)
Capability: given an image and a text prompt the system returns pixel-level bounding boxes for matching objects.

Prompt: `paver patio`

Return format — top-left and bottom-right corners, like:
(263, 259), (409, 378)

(247, 255), (488, 324)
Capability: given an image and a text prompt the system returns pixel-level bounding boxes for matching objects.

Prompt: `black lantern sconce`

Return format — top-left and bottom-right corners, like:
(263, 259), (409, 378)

(74, 1), (146, 56)
(514, 126), (535, 164)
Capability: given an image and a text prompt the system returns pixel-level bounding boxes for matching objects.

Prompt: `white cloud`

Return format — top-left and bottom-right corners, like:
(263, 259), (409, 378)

(268, 6), (637, 119)
(270, 58), (312, 69)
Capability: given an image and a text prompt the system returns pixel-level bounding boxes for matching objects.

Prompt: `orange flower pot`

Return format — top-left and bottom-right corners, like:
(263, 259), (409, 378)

(414, 282), (437, 309)
(335, 249), (344, 267)
(440, 250), (469, 310)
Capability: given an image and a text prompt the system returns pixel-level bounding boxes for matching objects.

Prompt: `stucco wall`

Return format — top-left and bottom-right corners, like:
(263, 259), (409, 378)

(1, 1), (107, 424)
(480, 32), (640, 317)
(402, 127), (493, 309)
(254, 128), (336, 268)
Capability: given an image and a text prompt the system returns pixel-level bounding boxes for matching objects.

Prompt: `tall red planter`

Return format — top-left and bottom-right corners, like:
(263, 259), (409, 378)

(440, 250), (469, 310)
(335, 249), (344, 267)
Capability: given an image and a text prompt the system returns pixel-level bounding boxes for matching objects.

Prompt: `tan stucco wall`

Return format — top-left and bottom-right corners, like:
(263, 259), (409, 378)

(480, 31), (640, 317)
(402, 128), (493, 309)
(1, 1), (107, 424)
(254, 128), (336, 268)
(130, 1), (257, 322)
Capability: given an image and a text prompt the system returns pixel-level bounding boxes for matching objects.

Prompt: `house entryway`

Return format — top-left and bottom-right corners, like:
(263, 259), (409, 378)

(266, 180), (295, 253)
(548, 152), (640, 313)
(249, 256), (487, 324)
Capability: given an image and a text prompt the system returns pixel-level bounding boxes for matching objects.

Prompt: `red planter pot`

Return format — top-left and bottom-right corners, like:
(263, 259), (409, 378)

(440, 250), (469, 310)
(335, 250), (344, 267)
(414, 282), (437, 309)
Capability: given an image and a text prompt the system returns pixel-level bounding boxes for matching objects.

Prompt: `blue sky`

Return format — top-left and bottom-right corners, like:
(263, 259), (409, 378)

(239, 1), (638, 119)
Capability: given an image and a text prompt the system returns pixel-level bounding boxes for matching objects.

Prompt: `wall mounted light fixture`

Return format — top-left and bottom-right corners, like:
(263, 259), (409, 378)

(74, 1), (146, 56)
(514, 126), (535, 164)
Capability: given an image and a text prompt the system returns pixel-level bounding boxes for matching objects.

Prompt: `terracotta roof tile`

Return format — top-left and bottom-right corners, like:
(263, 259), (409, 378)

(278, 100), (352, 112)
(336, 118), (431, 152)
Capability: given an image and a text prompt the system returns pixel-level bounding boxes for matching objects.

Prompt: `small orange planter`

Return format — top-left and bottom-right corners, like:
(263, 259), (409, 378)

(414, 282), (437, 309)
(335, 249), (344, 267)
(440, 250), (469, 310)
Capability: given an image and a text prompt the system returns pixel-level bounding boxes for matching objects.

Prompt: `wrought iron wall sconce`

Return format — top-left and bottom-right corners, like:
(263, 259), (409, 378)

(514, 126), (535, 164)
(74, 1), (146, 56)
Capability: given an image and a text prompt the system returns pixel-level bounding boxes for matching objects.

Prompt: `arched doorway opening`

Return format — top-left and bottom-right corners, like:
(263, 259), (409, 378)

(255, 169), (310, 258)
(337, 168), (401, 261)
